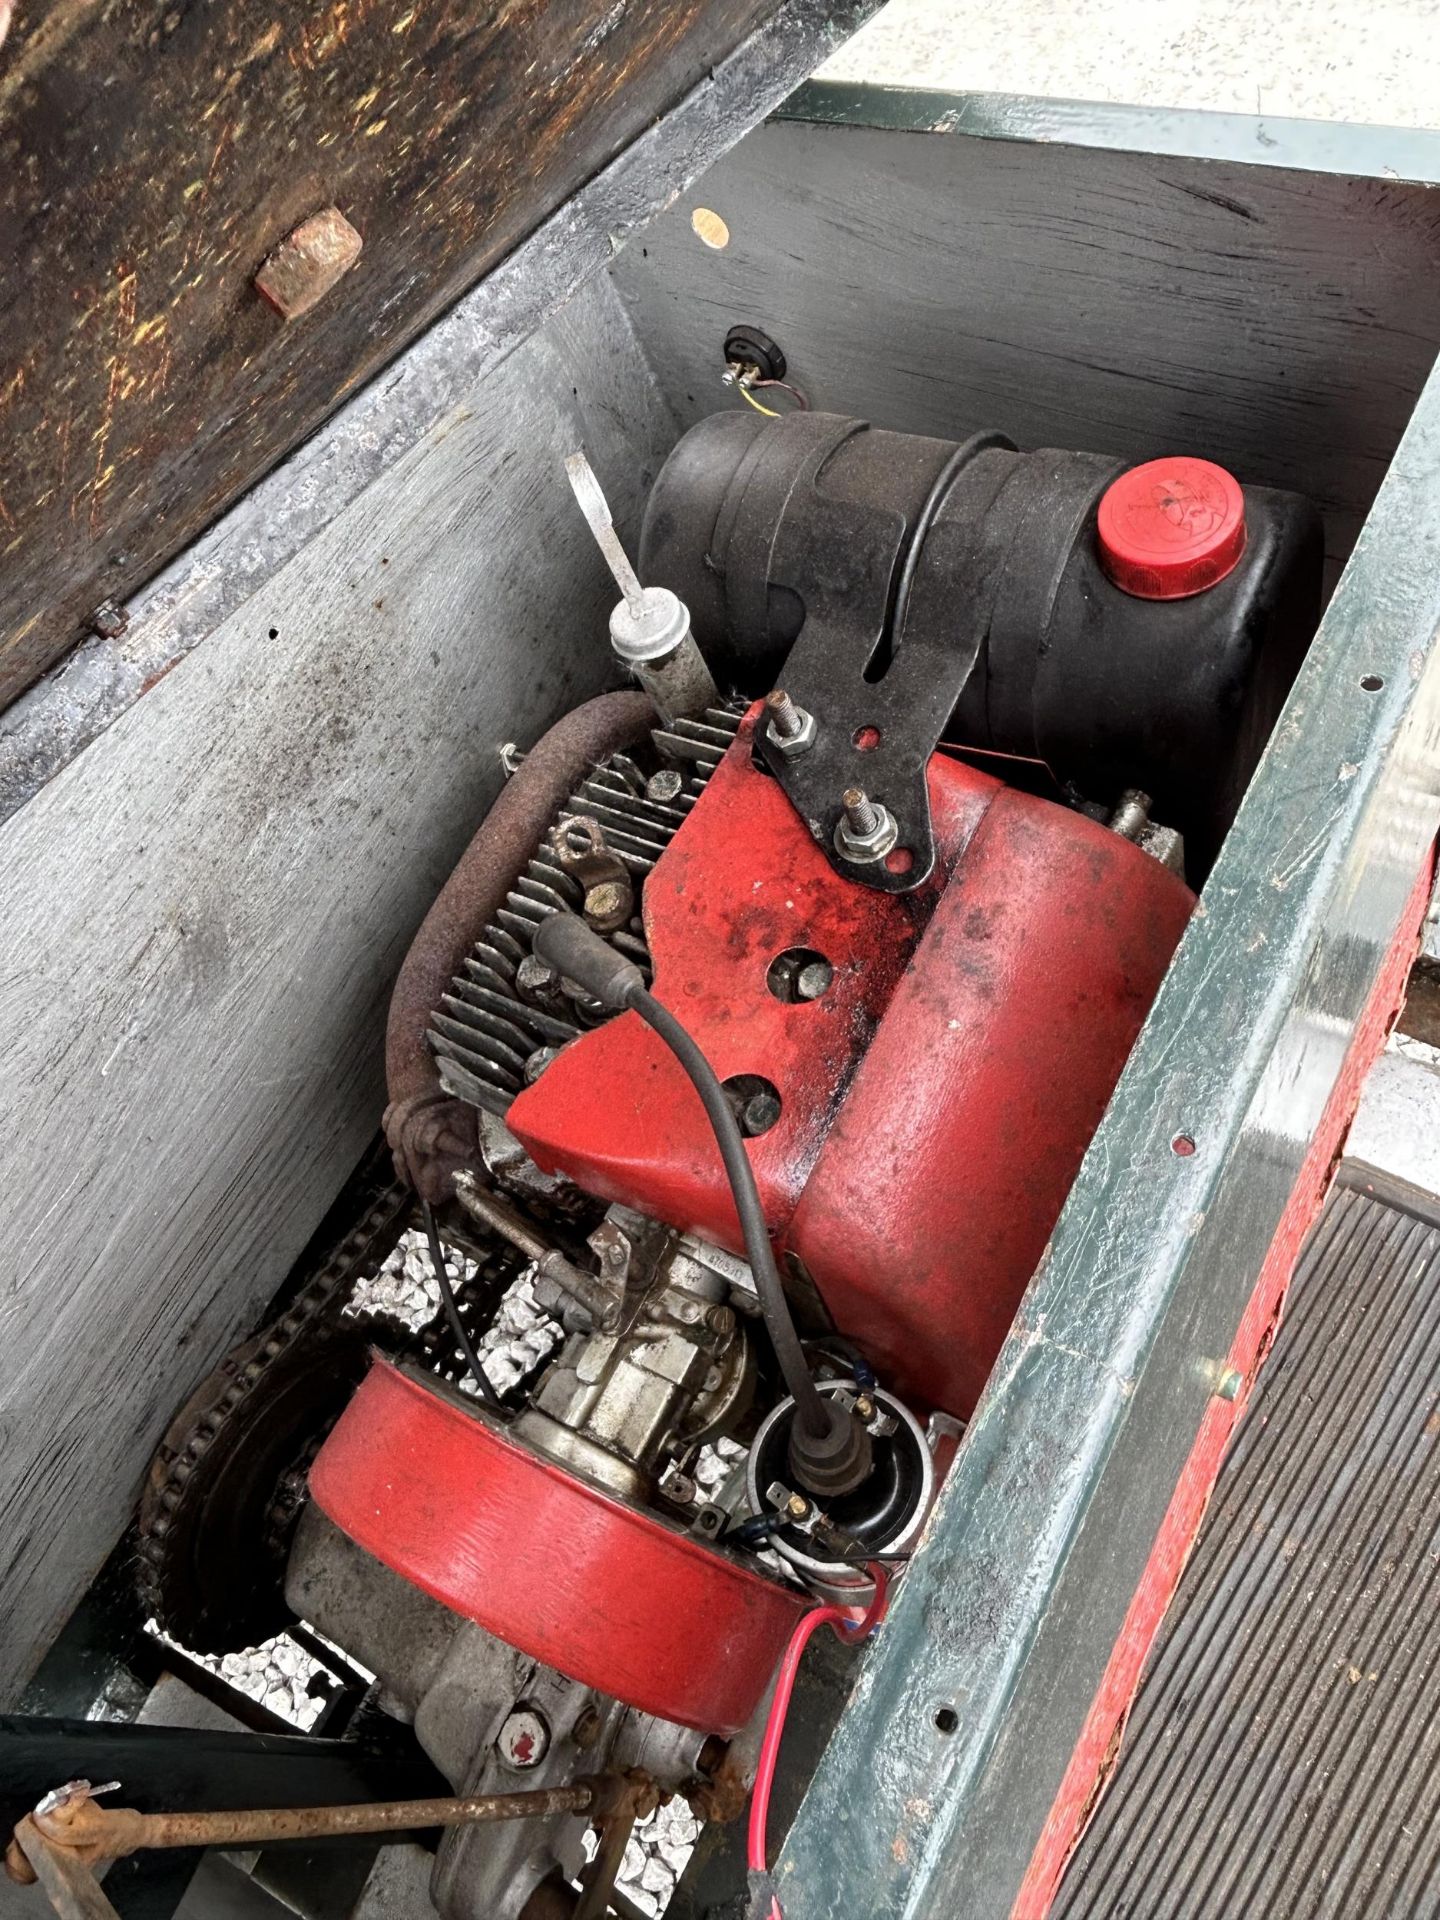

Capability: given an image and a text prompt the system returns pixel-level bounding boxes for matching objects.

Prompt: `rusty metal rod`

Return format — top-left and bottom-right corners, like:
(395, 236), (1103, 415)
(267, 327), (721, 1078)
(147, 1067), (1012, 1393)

(453, 1168), (552, 1262)
(453, 1169), (620, 1331)
(28, 1782), (595, 1862)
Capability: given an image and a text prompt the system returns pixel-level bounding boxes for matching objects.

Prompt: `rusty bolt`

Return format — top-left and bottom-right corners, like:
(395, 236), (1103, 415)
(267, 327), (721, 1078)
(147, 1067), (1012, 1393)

(91, 599), (129, 639)
(255, 208), (363, 320)
(497, 1707), (551, 1771)
(705, 1303), (736, 1337)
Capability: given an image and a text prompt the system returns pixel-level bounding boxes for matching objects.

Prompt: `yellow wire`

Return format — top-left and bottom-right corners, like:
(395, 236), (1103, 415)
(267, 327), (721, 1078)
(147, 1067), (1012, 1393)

(738, 385), (780, 418)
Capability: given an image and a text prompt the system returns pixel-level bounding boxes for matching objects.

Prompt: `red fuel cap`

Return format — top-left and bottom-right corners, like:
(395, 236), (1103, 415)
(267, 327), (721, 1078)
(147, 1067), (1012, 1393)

(1097, 456), (1246, 600)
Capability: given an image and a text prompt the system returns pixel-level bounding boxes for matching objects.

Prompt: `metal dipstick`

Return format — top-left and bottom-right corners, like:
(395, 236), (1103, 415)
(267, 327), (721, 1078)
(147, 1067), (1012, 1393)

(564, 451), (717, 724)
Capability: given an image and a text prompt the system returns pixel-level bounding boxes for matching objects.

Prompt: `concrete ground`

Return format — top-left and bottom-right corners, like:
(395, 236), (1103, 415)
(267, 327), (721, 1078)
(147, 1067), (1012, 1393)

(821, 0), (1440, 127)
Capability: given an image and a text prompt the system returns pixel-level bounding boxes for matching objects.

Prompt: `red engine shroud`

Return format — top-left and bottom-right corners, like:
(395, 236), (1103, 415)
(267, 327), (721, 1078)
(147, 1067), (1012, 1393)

(510, 708), (1195, 1418)
(310, 1358), (809, 1734)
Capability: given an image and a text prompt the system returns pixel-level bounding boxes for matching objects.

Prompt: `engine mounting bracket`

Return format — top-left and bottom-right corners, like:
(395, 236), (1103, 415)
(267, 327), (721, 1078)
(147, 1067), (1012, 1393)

(752, 415), (1014, 891)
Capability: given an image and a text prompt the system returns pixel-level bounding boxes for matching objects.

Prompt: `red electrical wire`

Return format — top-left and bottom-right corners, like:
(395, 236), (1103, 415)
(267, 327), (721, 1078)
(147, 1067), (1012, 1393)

(746, 1563), (891, 1920)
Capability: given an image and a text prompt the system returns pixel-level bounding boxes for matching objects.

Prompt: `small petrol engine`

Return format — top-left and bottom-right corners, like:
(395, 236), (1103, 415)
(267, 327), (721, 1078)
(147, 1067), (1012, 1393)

(143, 408), (1321, 1919)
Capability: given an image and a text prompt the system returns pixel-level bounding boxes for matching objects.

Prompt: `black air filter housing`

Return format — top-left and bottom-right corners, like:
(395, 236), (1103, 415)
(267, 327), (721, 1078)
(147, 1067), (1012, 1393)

(639, 410), (1324, 873)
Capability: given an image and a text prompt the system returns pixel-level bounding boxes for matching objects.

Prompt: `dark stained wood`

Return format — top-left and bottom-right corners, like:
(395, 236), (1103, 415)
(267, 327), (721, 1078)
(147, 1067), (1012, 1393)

(0, 0), (782, 709)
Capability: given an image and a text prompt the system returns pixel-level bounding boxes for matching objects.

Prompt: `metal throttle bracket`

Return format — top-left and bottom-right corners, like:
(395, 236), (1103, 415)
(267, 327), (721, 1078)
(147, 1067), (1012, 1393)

(6, 1773), (657, 1919)
(751, 416), (1013, 892)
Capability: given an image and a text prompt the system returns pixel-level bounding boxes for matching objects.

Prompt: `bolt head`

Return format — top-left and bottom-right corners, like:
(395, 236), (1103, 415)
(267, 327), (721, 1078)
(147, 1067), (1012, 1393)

(646, 768), (685, 804)
(516, 955), (557, 998)
(254, 207), (363, 321)
(497, 1707), (550, 1770)
(796, 960), (833, 1001)
(583, 880), (630, 930)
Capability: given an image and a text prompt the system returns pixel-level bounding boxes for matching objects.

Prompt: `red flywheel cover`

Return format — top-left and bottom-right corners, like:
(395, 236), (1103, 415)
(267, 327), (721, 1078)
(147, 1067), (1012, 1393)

(309, 1358), (809, 1734)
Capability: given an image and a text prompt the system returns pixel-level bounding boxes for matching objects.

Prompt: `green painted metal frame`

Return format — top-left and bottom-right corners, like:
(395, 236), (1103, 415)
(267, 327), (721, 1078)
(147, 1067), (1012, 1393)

(776, 85), (1440, 1920)
(779, 76), (1440, 177)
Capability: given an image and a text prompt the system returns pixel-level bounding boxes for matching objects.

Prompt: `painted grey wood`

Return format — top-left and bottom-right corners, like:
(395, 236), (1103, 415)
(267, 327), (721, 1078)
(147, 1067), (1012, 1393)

(0, 276), (676, 1705)
(610, 111), (1440, 572)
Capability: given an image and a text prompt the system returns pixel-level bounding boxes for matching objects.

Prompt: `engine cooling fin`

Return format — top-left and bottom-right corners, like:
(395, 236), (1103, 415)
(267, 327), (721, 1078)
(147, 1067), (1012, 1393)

(430, 706), (742, 1117)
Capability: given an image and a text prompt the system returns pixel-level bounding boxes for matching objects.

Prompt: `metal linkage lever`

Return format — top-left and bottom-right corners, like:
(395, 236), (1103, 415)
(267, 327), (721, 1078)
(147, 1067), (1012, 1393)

(452, 1167), (621, 1332)
(6, 1773), (658, 1920)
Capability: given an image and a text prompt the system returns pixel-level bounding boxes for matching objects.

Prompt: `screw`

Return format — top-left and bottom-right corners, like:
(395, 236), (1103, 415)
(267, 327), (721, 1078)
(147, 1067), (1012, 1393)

(742, 1088), (781, 1135)
(1214, 1365), (1244, 1402)
(496, 1707), (550, 1770)
(765, 688), (816, 757)
(523, 1047), (559, 1085)
(646, 768), (684, 804)
(767, 689), (805, 739)
(572, 1706), (603, 1751)
(1108, 789), (1152, 842)
(499, 742), (525, 777)
(705, 1303), (736, 1336)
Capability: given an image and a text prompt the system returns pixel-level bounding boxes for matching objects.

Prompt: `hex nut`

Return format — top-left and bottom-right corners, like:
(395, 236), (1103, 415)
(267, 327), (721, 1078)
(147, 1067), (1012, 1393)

(834, 800), (899, 863)
(766, 707), (817, 757)
(255, 208), (363, 321)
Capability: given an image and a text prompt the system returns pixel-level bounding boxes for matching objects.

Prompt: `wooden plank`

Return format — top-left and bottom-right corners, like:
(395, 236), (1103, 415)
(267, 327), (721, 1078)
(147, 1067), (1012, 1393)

(0, 274), (676, 1704)
(0, 0), (790, 709)
(612, 113), (1440, 573)
(0, 0), (876, 824)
